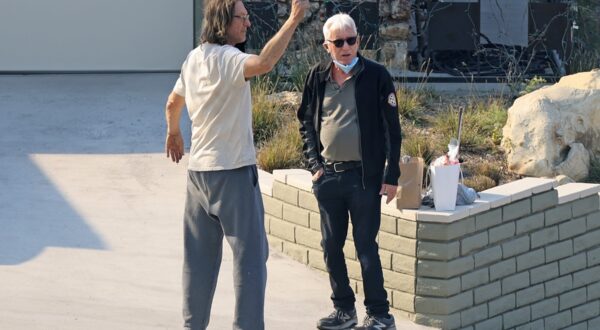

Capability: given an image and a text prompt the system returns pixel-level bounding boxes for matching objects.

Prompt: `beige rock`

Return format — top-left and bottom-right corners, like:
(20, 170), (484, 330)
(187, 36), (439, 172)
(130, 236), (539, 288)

(554, 174), (575, 186)
(381, 41), (408, 69)
(379, 22), (410, 40)
(390, 0), (411, 20)
(501, 70), (600, 181)
(555, 143), (590, 181)
(266, 91), (301, 107)
(557, 69), (600, 90)
(379, 1), (391, 18)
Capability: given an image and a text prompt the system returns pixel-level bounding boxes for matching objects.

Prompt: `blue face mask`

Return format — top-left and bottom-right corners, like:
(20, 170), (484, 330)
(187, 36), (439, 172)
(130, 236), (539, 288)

(333, 57), (359, 74)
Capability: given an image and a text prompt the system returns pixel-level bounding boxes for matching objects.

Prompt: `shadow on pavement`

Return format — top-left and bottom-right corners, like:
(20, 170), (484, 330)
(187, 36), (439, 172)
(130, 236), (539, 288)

(0, 73), (191, 265)
(0, 155), (106, 264)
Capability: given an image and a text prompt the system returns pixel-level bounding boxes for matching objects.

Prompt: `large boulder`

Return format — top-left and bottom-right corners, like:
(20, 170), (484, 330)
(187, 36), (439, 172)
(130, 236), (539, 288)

(501, 69), (600, 181)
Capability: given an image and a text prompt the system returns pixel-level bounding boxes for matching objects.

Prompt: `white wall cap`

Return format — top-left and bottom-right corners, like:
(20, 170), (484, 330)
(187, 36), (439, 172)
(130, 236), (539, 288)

(286, 172), (313, 192)
(263, 170), (600, 224)
(388, 199), (492, 223)
(527, 177), (558, 194)
(467, 199), (492, 216)
(395, 208), (418, 220)
(272, 169), (309, 183)
(381, 197), (407, 218)
(555, 183), (600, 204)
(415, 205), (472, 223)
(258, 169), (273, 196)
(476, 190), (512, 209)
(478, 177), (557, 208)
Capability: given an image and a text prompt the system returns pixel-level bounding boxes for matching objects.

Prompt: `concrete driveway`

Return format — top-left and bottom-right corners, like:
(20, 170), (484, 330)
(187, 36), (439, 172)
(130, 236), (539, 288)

(0, 74), (435, 330)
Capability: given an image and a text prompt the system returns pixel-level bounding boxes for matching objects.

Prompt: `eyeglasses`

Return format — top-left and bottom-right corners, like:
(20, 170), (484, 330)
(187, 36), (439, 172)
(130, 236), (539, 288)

(233, 14), (250, 22)
(327, 36), (358, 48)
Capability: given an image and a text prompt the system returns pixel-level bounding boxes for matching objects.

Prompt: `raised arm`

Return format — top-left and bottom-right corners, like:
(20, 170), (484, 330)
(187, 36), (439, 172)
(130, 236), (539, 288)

(243, 0), (309, 78)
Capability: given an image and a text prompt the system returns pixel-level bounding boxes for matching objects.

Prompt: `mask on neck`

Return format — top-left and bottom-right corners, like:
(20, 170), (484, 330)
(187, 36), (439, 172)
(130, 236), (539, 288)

(333, 57), (359, 74)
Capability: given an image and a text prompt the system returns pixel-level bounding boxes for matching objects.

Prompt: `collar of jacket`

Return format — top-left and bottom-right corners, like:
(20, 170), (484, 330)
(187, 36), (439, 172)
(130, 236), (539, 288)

(316, 52), (365, 82)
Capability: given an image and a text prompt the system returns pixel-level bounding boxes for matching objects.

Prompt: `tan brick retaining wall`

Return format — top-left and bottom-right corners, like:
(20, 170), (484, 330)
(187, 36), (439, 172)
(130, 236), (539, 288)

(259, 169), (600, 329)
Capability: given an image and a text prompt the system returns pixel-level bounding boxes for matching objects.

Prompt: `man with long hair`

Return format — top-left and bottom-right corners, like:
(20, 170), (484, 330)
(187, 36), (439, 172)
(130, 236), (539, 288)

(164, 1), (309, 329)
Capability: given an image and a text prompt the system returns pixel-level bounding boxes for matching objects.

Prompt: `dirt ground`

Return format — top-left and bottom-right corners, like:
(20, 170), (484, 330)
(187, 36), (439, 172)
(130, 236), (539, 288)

(421, 91), (521, 190)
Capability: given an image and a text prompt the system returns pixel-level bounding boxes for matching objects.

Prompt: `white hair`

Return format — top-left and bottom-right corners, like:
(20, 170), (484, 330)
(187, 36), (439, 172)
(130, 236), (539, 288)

(322, 13), (357, 40)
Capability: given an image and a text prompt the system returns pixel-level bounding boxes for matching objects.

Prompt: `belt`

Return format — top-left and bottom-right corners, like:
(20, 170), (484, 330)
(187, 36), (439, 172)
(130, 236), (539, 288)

(323, 161), (362, 173)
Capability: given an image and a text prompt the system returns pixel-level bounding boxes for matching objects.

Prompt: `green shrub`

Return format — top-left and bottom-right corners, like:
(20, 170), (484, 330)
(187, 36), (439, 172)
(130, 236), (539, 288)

(288, 60), (311, 93)
(252, 98), (281, 146)
(396, 87), (430, 123)
(430, 97), (508, 152)
(251, 76), (286, 146)
(281, 32), (328, 92)
(518, 76), (547, 96)
(257, 120), (304, 172)
(463, 175), (496, 192)
(463, 161), (503, 185)
(401, 126), (437, 165)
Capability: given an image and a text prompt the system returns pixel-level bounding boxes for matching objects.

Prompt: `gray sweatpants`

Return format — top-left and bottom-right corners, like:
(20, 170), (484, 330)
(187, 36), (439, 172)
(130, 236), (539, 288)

(182, 165), (268, 330)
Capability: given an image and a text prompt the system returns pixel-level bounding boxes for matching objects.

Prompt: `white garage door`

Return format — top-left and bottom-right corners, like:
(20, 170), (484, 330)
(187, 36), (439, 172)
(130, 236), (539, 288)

(0, 0), (193, 72)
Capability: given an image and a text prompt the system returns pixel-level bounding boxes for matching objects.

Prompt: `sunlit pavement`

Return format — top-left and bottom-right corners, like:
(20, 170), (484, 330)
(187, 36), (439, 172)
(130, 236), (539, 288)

(0, 74), (436, 330)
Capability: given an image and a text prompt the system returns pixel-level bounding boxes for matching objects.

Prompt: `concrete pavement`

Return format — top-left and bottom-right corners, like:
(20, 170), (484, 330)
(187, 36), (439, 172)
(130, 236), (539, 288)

(0, 74), (435, 329)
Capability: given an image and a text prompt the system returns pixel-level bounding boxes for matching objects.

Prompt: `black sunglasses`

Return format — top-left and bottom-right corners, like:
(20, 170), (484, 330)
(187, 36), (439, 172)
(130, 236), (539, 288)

(327, 36), (358, 48)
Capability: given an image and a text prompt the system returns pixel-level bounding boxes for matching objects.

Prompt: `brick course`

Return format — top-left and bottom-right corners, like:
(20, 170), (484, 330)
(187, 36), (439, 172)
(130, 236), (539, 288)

(262, 171), (600, 329)
(531, 189), (558, 213)
(417, 240), (460, 261)
(272, 180), (298, 205)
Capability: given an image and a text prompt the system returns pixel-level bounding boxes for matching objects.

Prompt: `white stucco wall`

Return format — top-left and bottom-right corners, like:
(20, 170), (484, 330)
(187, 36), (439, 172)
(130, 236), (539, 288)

(0, 0), (193, 72)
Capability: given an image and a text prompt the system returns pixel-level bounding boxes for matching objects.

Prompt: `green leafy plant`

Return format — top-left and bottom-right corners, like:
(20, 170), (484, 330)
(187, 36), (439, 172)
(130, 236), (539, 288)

(396, 87), (431, 123)
(518, 76), (547, 96)
(430, 97), (508, 152)
(401, 124), (437, 165)
(281, 30), (328, 92)
(463, 161), (503, 185)
(257, 120), (304, 172)
(463, 175), (496, 192)
(251, 76), (285, 146)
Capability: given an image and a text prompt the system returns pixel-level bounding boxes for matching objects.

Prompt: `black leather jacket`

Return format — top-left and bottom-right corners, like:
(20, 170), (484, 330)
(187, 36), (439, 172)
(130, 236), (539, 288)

(297, 55), (401, 186)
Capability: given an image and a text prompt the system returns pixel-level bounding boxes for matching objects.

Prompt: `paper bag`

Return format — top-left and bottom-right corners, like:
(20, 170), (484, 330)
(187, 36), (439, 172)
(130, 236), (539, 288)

(396, 157), (424, 209)
(430, 164), (460, 211)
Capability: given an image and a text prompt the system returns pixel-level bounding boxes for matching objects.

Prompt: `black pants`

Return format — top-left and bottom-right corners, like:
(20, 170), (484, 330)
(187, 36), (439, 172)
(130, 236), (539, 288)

(312, 168), (389, 316)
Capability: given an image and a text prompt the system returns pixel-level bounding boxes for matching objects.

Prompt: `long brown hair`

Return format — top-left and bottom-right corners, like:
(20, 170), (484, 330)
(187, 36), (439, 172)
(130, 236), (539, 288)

(200, 0), (239, 45)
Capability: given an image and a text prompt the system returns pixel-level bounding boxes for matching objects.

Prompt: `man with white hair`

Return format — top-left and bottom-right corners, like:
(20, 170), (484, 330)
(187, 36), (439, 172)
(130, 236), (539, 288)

(297, 13), (401, 330)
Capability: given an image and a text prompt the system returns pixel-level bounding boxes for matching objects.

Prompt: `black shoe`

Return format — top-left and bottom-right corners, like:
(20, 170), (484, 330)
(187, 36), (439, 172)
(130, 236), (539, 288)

(353, 314), (396, 330)
(317, 308), (358, 330)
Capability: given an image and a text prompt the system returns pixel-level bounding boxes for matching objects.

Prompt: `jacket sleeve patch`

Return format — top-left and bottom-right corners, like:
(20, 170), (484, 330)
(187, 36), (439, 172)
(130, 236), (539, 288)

(387, 92), (397, 107)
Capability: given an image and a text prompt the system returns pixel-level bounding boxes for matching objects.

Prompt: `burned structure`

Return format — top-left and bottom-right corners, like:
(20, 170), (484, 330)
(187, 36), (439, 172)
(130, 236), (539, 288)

(193, 1), (579, 81)
(410, 0), (577, 80)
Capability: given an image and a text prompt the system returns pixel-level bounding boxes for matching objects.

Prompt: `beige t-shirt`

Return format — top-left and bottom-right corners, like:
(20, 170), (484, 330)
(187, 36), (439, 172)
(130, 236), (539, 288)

(173, 43), (254, 171)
